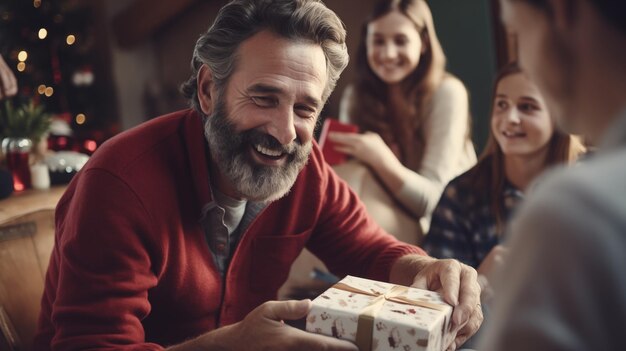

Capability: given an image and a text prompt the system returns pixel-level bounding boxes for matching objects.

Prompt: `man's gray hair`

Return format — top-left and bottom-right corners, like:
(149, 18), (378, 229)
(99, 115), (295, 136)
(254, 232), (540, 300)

(181, 0), (349, 112)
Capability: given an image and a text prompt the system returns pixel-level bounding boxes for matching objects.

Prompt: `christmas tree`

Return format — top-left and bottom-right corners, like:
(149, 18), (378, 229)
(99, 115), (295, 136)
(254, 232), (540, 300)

(0, 0), (118, 151)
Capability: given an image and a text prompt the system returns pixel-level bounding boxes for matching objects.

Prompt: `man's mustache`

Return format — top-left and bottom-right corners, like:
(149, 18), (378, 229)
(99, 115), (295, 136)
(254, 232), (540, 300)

(242, 129), (302, 155)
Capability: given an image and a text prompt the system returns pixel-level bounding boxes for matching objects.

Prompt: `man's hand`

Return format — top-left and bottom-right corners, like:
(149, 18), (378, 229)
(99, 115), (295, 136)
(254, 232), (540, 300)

(169, 300), (358, 351)
(390, 255), (483, 351)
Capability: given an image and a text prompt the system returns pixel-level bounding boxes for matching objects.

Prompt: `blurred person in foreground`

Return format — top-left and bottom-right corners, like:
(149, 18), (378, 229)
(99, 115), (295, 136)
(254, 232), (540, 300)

(479, 0), (626, 350)
(34, 0), (482, 350)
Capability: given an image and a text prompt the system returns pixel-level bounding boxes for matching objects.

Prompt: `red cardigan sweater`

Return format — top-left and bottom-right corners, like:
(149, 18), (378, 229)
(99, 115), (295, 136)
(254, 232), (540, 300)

(34, 109), (424, 350)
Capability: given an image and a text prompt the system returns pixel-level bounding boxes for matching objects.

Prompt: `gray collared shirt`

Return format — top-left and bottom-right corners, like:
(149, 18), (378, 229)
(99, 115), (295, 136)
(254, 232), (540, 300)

(200, 193), (266, 276)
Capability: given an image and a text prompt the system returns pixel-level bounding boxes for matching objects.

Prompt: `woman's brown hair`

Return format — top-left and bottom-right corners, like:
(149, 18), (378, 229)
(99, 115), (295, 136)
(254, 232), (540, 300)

(347, 0), (446, 170)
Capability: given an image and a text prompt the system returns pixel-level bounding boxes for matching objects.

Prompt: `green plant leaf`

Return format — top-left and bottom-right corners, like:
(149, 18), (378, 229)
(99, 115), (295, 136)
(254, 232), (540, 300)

(0, 99), (52, 142)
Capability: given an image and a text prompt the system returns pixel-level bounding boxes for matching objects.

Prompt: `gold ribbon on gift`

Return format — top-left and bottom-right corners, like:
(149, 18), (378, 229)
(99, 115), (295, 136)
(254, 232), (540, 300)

(332, 281), (447, 351)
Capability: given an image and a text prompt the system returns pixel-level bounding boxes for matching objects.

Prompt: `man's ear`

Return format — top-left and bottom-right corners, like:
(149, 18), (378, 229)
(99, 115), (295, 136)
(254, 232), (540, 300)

(197, 64), (216, 115)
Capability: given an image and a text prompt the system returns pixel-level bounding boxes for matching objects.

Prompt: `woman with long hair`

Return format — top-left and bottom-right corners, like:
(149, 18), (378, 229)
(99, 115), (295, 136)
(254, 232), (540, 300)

(422, 62), (586, 300)
(329, 0), (476, 233)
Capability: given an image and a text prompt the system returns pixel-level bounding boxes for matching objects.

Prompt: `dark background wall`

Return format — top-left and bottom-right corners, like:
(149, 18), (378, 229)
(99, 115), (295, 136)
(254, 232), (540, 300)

(430, 0), (497, 152)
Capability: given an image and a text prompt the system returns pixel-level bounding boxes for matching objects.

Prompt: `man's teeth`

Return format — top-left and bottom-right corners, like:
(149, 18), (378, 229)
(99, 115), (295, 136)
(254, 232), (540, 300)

(255, 145), (283, 157)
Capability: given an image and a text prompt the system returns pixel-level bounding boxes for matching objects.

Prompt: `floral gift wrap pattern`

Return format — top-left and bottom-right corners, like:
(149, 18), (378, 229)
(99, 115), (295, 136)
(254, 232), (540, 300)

(306, 275), (453, 351)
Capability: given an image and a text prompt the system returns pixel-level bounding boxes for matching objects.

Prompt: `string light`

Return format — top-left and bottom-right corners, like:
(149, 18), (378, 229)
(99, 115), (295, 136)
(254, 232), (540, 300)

(44, 87), (54, 97)
(84, 140), (97, 152)
(76, 113), (86, 125)
(38, 28), (47, 39)
(17, 62), (26, 72)
(18, 50), (28, 62)
(66, 34), (76, 45)
(38, 85), (46, 94)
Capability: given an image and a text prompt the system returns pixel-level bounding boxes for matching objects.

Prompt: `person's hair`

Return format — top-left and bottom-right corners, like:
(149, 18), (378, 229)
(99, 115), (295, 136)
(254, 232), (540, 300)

(348, 0), (447, 169)
(181, 0), (349, 113)
(473, 61), (586, 233)
(518, 0), (626, 33)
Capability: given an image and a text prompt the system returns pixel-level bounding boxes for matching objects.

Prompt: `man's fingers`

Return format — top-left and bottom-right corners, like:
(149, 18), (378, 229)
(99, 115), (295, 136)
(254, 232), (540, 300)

(445, 340), (457, 351)
(260, 300), (311, 321)
(453, 303), (484, 349)
(411, 271), (429, 290)
(452, 296), (484, 349)
(451, 266), (479, 329)
(409, 260), (482, 349)
(411, 259), (460, 305)
(240, 300), (358, 351)
(438, 260), (462, 307)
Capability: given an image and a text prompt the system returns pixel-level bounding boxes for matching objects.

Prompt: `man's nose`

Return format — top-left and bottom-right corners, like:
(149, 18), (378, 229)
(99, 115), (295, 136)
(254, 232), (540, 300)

(267, 108), (297, 145)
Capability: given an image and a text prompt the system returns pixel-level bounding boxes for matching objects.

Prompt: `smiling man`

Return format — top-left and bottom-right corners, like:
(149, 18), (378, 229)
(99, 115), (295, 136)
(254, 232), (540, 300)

(478, 0), (626, 350)
(35, 0), (482, 350)
(199, 30), (323, 203)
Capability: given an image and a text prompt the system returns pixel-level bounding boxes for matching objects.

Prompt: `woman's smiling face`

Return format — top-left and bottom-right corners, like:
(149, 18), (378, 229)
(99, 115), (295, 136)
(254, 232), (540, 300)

(491, 72), (555, 157)
(366, 10), (423, 85)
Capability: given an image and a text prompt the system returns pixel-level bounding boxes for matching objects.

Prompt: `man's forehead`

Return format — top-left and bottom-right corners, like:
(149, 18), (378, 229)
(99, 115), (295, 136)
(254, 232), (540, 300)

(234, 30), (327, 99)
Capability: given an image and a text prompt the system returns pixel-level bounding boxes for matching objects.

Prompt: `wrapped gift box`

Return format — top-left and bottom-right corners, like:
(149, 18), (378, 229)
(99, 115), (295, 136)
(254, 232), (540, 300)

(306, 275), (453, 351)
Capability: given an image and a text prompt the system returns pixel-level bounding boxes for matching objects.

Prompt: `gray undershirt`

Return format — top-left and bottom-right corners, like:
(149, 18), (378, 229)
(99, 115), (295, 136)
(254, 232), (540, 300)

(212, 188), (247, 236)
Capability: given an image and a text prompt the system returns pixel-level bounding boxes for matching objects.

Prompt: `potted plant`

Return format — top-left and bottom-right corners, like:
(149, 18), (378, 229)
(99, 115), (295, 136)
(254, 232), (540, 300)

(0, 99), (51, 190)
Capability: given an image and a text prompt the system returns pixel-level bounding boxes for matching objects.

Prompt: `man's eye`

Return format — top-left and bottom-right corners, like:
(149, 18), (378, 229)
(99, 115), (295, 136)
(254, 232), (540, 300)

(295, 105), (316, 119)
(252, 96), (276, 107)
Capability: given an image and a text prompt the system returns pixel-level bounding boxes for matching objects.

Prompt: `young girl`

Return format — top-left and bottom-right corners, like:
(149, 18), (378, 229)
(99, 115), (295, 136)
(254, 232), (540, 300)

(422, 62), (586, 299)
(329, 0), (476, 233)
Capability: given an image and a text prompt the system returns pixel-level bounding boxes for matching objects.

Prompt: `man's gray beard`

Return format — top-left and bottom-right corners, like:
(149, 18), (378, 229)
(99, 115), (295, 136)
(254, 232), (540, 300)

(203, 100), (312, 203)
